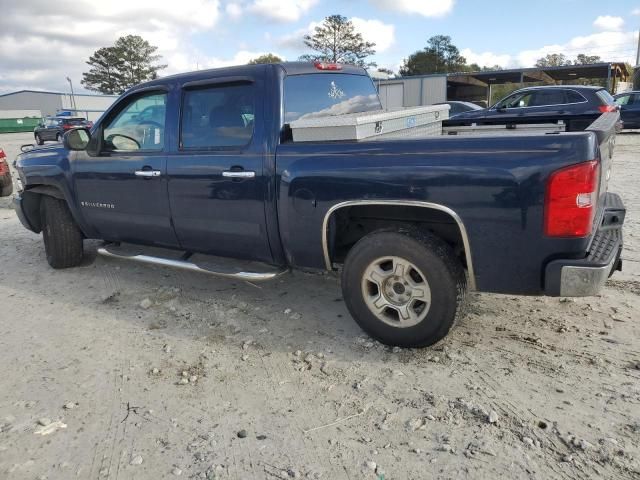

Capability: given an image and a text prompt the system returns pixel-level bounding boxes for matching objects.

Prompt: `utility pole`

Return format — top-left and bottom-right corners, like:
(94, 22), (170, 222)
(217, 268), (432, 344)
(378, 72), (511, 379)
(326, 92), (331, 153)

(66, 76), (77, 111)
(636, 26), (640, 67)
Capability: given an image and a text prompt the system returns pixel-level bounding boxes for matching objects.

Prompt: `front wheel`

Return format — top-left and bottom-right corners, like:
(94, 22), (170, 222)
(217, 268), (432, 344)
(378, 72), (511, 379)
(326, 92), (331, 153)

(341, 230), (466, 348)
(40, 196), (84, 268)
(35, 134), (44, 145)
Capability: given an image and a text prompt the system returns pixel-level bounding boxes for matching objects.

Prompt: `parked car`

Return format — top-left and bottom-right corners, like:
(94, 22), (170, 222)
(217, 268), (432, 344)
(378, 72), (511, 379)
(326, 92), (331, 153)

(435, 101), (484, 117)
(613, 91), (640, 129)
(34, 116), (93, 145)
(0, 148), (12, 197)
(13, 62), (625, 347)
(445, 85), (618, 131)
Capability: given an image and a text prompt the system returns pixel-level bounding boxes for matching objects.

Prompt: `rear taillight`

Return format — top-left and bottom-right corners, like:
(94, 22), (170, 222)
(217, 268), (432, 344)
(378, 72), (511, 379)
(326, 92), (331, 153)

(544, 160), (600, 237)
(63, 124), (73, 130)
(314, 61), (343, 70)
(0, 149), (6, 160)
(599, 105), (616, 113)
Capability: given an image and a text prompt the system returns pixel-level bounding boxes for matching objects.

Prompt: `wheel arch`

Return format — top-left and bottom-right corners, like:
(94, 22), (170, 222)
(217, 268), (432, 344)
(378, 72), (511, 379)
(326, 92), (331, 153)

(20, 185), (67, 233)
(322, 200), (476, 290)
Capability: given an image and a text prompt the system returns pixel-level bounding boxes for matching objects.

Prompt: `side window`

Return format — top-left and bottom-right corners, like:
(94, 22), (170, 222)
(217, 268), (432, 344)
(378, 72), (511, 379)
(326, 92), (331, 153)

(500, 92), (534, 109)
(528, 90), (566, 107)
(103, 92), (167, 152)
(565, 90), (586, 104)
(180, 82), (255, 149)
(615, 95), (631, 106)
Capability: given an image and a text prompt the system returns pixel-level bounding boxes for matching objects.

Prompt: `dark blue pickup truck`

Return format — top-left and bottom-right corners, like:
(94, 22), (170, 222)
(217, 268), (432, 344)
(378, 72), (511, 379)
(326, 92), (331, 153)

(12, 62), (625, 347)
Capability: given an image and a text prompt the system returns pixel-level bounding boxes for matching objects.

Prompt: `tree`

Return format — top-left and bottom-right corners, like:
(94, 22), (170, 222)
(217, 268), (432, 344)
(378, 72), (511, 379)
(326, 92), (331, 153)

(299, 15), (376, 67)
(80, 47), (122, 94)
(81, 35), (166, 94)
(248, 54), (283, 64)
(400, 35), (467, 75)
(535, 53), (571, 67)
(574, 54), (602, 65)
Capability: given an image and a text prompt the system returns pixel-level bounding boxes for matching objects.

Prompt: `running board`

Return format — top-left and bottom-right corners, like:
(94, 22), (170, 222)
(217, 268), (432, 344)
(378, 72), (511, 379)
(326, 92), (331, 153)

(97, 244), (287, 281)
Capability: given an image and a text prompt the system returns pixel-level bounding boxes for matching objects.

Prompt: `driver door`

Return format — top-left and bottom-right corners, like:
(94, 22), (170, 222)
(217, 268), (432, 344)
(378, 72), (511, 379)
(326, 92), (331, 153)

(72, 89), (180, 248)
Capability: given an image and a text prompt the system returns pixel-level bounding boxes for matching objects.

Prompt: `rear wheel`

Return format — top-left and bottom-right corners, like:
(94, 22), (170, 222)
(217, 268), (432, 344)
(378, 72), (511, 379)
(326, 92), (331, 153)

(35, 133), (44, 145)
(341, 230), (466, 348)
(56, 133), (62, 142)
(40, 196), (84, 268)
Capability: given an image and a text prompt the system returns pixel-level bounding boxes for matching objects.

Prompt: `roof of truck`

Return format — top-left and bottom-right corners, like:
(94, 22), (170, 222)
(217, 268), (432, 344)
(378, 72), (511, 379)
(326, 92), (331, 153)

(130, 62), (369, 93)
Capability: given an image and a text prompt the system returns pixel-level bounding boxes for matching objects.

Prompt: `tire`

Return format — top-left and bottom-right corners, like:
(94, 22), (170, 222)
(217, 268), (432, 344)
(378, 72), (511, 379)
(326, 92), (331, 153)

(56, 133), (62, 142)
(341, 230), (466, 348)
(35, 134), (44, 145)
(40, 196), (83, 269)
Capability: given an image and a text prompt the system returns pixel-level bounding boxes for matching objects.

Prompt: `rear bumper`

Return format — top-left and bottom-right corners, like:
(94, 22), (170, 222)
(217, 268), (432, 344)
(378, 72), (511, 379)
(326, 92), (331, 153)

(12, 192), (38, 233)
(544, 192), (625, 297)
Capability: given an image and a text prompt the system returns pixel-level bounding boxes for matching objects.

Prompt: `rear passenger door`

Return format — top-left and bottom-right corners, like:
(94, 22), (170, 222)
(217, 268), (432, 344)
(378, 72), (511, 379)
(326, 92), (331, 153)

(166, 77), (273, 263)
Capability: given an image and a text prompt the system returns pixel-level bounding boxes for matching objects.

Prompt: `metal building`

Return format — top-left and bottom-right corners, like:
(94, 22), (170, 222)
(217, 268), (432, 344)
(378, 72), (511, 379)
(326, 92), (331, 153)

(376, 62), (631, 110)
(0, 90), (118, 121)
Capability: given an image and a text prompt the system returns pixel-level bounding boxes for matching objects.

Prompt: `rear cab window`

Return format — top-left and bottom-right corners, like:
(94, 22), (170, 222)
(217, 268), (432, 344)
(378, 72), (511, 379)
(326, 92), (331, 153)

(284, 73), (381, 123)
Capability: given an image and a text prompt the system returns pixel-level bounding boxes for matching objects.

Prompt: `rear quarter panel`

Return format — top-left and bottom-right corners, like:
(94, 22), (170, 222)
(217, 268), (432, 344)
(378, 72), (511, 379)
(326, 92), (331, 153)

(276, 133), (599, 294)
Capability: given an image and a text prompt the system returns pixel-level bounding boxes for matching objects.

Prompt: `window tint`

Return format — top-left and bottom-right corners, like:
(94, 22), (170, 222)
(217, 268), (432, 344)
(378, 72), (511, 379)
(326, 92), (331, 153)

(528, 90), (566, 107)
(615, 95), (630, 106)
(103, 92), (166, 152)
(565, 90), (586, 104)
(499, 92), (534, 108)
(596, 90), (615, 106)
(448, 103), (462, 115)
(180, 83), (255, 149)
(284, 74), (381, 122)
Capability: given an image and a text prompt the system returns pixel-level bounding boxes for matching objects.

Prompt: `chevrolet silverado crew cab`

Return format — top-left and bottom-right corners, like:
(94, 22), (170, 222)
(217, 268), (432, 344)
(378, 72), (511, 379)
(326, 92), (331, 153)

(13, 62), (625, 348)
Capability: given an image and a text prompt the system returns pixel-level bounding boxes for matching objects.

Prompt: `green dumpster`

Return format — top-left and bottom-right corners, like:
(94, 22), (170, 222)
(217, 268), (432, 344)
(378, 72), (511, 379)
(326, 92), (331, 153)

(0, 117), (41, 134)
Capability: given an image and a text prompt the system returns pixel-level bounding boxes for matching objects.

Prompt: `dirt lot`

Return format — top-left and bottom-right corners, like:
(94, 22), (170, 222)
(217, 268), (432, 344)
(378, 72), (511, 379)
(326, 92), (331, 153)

(0, 131), (639, 480)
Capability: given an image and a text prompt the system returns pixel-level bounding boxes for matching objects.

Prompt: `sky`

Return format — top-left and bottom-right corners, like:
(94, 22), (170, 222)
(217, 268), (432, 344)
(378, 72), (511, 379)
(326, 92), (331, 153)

(0, 0), (638, 94)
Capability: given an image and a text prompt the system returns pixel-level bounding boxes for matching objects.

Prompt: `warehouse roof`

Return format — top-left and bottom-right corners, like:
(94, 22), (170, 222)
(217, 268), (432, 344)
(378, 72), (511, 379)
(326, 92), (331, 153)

(0, 89), (119, 98)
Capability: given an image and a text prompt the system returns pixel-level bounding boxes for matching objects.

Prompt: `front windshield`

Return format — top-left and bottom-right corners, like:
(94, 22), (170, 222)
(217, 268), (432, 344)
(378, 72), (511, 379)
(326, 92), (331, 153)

(284, 73), (382, 123)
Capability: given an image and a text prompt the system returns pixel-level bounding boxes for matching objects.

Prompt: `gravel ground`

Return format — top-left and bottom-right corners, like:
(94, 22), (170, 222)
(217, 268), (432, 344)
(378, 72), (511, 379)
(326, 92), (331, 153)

(0, 131), (639, 480)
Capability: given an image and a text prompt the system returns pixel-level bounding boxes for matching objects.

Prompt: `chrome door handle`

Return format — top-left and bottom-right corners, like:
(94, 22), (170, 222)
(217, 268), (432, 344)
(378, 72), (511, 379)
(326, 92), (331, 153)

(135, 170), (162, 177)
(222, 170), (255, 178)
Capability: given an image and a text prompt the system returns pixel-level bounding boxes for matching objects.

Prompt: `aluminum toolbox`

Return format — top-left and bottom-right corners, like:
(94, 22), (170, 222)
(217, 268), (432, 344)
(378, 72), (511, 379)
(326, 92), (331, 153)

(290, 105), (450, 142)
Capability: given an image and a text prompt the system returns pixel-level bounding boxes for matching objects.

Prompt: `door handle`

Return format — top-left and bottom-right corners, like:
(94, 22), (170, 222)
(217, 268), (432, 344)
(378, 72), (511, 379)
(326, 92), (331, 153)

(222, 170), (255, 178)
(135, 170), (162, 178)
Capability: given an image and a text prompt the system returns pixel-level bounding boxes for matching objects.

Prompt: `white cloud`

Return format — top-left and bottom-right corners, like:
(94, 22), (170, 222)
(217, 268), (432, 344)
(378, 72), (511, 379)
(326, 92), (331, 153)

(460, 49), (511, 69)
(593, 15), (624, 31)
(515, 30), (637, 67)
(277, 22), (320, 50)
(249, 0), (317, 23)
(200, 50), (286, 68)
(633, 8), (640, 15)
(0, 1), (221, 93)
(369, 0), (454, 18)
(225, 2), (243, 19)
(459, 29), (638, 71)
(351, 18), (395, 52)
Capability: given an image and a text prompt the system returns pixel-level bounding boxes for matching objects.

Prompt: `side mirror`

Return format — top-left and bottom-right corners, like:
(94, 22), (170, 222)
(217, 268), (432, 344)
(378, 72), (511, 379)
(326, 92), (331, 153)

(63, 128), (91, 151)
(496, 105), (507, 112)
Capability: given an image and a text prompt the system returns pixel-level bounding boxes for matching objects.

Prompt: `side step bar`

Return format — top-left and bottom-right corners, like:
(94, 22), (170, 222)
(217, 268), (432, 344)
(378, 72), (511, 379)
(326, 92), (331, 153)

(97, 245), (287, 282)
